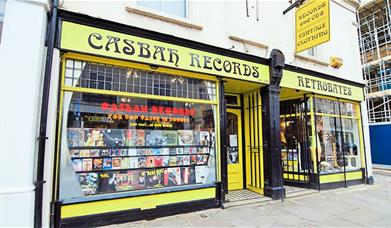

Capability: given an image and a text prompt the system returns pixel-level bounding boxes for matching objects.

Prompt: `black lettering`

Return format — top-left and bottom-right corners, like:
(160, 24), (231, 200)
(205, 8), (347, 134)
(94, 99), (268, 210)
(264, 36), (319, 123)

(105, 36), (121, 53)
(88, 33), (103, 50)
(311, 78), (316, 89)
(327, 83), (333, 92)
(138, 42), (151, 58)
(189, 53), (201, 68)
(343, 87), (349, 95)
(232, 62), (242, 75)
(203, 56), (213, 70)
(322, 82), (327, 91)
(305, 78), (311, 88)
(317, 81), (323, 90)
(223, 60), (232, 73)
(122, 39), (135, 55)
(168, 48), (179, 67)
(153, 45), (166, 61)
(347, 87), (352, 96)
(298, 76), (305, 87)
(243, 64), (251, 76)
(333, 84), (338, 94)
(213, 58), (222, 71)
(252, 66), (259, 78)
(338, 85), (343, 94)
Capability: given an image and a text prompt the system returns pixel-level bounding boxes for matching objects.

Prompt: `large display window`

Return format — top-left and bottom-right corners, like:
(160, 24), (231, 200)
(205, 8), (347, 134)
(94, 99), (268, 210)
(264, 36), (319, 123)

(314, 97), (362, 174)
(59, 58), (218, 201)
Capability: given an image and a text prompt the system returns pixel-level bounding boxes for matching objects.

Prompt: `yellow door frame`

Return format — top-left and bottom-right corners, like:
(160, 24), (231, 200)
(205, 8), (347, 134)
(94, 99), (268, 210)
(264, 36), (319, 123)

(227, 108), (244, 191)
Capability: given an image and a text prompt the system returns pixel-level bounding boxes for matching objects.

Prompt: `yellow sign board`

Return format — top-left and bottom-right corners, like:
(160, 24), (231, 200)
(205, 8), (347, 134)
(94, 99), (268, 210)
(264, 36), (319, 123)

(281, 70), (364, 101)
(60, 21), (269, 84)
(295, 0), (330, 53)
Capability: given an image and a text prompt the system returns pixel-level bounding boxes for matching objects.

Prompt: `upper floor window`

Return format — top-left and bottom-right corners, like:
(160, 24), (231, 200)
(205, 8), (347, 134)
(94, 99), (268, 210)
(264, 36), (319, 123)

(136, 0), (186, 18)
(0, 0), (6, 43)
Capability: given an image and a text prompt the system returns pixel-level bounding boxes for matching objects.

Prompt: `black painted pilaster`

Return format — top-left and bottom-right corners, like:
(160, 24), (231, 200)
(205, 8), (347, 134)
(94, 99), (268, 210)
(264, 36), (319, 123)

(261, 49), (285, 200)
(218, 78), (228, 203)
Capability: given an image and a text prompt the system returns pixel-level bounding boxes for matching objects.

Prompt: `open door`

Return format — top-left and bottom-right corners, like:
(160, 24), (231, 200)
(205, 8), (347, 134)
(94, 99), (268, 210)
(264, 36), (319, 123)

(227, 109), (243, 190)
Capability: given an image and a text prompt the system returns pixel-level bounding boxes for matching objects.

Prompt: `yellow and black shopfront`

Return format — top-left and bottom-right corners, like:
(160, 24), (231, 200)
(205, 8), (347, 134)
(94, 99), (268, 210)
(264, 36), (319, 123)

(52, 11), (368, 227)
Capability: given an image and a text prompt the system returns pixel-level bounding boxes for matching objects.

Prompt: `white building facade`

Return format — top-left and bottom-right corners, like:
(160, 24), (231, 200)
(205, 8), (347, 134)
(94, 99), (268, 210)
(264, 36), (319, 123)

(0, 0), (373, 227)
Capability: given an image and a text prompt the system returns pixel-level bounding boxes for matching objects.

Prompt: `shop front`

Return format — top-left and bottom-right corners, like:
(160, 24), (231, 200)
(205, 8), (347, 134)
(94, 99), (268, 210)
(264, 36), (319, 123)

(279, 70), (366, 190)
(53, 12), (271, 227)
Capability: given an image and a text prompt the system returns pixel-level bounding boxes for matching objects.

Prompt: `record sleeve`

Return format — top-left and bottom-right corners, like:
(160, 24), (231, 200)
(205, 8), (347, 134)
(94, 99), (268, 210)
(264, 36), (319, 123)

(194, 131), (201, 145)
(90, 150), (100, 157)
(165, 168), (182, 186)
(169, 156), (177, 166)
(176, 156), (183, 166)
(128, 149), (138, 156)
(152, 148), (161, 155)
(146, 156), (156, 167)
(116, 171), (136, 191)
(112, 157), (122, 169)
(138, 157), (147, 168)
(69, 149), (80, 158)
(196, 155), (204, 165)
(129, 157), (139, 169)
(162, 130), (178, 146)
(178, 130), (194, 145)
(146, 169), (164, 188)
(137, 149), (145, 156)
(190, 155), (197, 165)
(98, 172), (118, 193)
(82, 158), (93, 171)
(182, 155), (190, 165)
(199, 131), (210, 146)
(103, 129), (126, 147)
(78, 173), (98, 195)
(72, 159), (82, 172)
(195, 166), (209, 184)
(181, 167), (196, 184)
(135, 130), (146, 146)
(135, 170), (146, 190)
(79, 150), (91, 157)
(176, 148), (184, 154)
(161, 148), (170, 155)
(84, 129), (105, 147)
(100, 149), (110, 156)
(67, 128), (85, 147)
(144, 149), (153, 155)
(154, 156), (163, 167)
(93, 158), (103, 170)
(146, 130), (164, 146)
(184, 147), (197, 154)
(125, 129), (137, 146)
(102, 158), (112, 170)
(120, 149), (129, 156)
(162, 156), (169, 167)
(169, 148), (177, 155)
(110, 149), (120, 157)
(120, 157), (130, 169)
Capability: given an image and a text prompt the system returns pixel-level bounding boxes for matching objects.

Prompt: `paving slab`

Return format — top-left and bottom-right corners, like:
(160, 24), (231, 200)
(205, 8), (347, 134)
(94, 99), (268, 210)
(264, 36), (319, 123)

(100, 173), (391, 228)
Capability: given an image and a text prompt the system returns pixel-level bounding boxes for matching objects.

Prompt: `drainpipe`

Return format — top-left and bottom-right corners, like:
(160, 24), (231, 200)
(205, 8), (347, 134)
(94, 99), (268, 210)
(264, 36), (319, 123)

(34, 0), (58, 227)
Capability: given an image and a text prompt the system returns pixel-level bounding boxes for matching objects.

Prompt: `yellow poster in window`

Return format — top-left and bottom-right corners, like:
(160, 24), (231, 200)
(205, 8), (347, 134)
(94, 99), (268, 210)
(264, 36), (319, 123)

(60, 21), (269, 84)
(295, 0), (330, 53)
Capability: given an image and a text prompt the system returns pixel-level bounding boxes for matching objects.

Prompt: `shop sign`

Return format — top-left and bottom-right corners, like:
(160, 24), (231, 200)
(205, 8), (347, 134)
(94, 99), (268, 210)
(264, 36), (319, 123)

(61, 21), (269, 84)
(281, 70), (364, 101)
(295, 0), (330, 53)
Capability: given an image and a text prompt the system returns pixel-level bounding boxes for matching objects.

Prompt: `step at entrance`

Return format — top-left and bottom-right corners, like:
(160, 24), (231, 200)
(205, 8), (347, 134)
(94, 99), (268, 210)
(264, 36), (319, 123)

(226, 189), (262, 202)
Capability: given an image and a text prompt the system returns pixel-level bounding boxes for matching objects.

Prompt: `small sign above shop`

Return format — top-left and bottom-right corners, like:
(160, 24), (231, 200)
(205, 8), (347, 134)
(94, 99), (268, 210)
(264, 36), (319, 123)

(281, 70), (364, 101)
(295, 0), (330, 53)
(60, 21), (269, 84)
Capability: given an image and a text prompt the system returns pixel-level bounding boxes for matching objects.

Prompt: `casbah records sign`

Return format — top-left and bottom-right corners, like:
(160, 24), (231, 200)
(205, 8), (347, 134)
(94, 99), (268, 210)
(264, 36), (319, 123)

(60, 21), (269, 84)
(281, 70), (364, 101)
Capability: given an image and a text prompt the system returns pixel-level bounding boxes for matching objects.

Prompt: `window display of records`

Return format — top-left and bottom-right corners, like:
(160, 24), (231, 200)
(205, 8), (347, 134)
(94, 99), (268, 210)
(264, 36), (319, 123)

(67, 127), (213, 196)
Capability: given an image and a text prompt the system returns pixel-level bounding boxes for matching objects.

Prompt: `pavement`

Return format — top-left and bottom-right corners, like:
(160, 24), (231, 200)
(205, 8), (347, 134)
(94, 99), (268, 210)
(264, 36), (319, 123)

(102, 173), (391, 228)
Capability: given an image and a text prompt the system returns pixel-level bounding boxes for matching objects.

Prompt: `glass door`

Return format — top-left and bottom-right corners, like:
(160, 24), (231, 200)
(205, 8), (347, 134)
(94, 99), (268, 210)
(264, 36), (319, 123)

(227, 109), (243, 190)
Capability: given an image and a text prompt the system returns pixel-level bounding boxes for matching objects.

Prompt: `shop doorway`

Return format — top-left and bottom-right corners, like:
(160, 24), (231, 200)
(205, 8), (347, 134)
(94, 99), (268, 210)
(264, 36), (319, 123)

(280, 96), (313, 188)
(226, 109), (243, 190)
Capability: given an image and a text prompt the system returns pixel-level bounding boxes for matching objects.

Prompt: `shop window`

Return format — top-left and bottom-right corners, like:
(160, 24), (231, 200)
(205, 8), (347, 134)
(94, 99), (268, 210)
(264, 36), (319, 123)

(59, 59), (217, 201)
(0, 0), (6, 43)
(65, 59), (216, 101)
(136, 0), (187, 18)
(314, 98), (361, 174)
